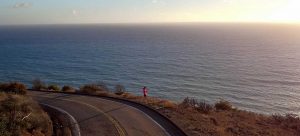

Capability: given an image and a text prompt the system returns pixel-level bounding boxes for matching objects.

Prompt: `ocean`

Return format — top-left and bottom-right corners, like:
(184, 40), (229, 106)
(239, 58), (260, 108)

(0, 23), (299, 114)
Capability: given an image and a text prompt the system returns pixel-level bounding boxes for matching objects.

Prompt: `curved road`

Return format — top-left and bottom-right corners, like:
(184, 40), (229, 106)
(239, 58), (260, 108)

(29, 91), (174, 136)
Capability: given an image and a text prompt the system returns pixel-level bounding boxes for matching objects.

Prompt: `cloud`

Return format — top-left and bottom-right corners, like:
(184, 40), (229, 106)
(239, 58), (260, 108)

(13, 3), (32, 8)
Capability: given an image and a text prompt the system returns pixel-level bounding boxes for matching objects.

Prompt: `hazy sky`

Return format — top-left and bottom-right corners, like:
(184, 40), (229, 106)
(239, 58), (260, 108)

(1, 0), (300, 25)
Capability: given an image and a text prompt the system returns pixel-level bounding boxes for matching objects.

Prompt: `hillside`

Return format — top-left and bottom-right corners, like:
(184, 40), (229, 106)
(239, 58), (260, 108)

(0, 82), (52, 136)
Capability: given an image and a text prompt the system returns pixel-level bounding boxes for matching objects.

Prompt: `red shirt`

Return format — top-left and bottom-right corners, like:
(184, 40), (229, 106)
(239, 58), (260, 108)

(143, 88), (148, 95)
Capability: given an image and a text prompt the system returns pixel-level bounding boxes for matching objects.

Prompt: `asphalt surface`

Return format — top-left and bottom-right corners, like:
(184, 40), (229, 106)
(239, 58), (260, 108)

(29, 91), (171, 136)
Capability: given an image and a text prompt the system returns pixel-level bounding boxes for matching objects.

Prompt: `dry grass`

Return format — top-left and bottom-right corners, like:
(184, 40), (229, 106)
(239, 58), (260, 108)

(118, 93), (176, 109)
(0, 92), (52, 136)
(179, 97), (213, 114)
(115, 92), (300, 136)
(120, 92), (140, 99)
(270, 113), (300, 134)
(115, 84), (126, 95)
(158, 98), (300, 136)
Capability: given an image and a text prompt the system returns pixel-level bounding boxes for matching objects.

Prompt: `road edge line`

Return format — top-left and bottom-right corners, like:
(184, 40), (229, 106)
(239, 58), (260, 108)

(40, 103), (81, 136)
(62, 99), (128, 136)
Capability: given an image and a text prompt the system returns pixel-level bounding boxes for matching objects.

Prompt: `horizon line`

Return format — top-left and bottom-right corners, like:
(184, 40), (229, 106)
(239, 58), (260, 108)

(1, 21), (300, 26)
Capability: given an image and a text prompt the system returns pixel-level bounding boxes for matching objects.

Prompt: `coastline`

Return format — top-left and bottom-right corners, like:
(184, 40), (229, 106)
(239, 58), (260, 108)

(30, 85), (300, 136)
(1, 81), (300, 136)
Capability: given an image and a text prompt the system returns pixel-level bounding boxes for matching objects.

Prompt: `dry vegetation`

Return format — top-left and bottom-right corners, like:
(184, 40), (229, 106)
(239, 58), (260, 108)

(32, 79), (47, 91)
(47, 85), (60, 92)
(114, 84), (126, 95)
(79, 83), (110, 96)
(115, 93), (300, 136)
(29, 80), (300, 136)
(0, 82), (27, 95)
(0, 82), (52, 136)
(160, 98), (299, 136)
(61, 86), (75, 93)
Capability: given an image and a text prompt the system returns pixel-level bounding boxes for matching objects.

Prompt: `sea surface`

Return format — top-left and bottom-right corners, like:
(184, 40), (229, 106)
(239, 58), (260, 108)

(0, 23), (300, 114)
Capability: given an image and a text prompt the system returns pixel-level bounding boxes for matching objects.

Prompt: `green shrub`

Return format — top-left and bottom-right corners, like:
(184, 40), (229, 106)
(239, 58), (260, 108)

(32, 79), (47, 91)
(61, 86), (75, 92)
(115, 84), (125, 95)
(47, 85), (60, 91)
(0, 82), (27, 95)
(215, 100), (232, 111)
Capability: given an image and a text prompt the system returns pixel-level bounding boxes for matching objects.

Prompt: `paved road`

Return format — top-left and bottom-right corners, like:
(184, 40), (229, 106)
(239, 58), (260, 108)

(29, 91), (169, 136)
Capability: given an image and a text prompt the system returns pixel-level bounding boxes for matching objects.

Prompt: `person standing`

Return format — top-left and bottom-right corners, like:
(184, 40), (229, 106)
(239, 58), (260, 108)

(143, 86), (148, 97)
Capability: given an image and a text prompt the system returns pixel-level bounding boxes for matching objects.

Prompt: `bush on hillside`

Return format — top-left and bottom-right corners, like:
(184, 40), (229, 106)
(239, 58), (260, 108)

(0, 82), (27, 95)
(61, 85), (75, 92)
(215, 100), (232, 111)
(271, 113), (300, 134)
(180, 97), (198, 108)
(272, 113), (300, 123)
(47, 85), (60, 91)
(32, 79), (47, 91)
(96, 82), (109, 92)
(197, 101), (213, 114)
(0, 93), (52, 136)
(179, 97), (213, 114)
(79, 83), (109, 95)
(115, 84), (125, 95)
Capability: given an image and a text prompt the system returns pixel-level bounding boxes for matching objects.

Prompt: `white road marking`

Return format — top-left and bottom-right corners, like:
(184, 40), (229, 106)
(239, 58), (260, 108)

(40, 103), (81, 136)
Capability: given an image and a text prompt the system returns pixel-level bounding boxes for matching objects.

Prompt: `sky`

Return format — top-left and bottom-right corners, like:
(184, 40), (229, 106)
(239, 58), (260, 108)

(0, 0), (300, 25)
